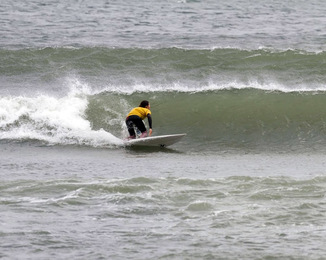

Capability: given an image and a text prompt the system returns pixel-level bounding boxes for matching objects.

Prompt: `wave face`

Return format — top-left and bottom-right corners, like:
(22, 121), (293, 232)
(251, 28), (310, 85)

(1, 88), (326, 152)
(1, 47), (326, 152)
(87, 90), (326, 152)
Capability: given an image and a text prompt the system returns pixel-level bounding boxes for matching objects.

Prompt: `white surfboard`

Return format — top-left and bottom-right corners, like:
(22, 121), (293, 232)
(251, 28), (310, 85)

(125, 133), (186, 147)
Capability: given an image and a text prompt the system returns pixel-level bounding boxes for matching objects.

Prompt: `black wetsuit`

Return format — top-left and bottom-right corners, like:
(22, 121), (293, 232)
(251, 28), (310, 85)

(126, 114), (152, 137)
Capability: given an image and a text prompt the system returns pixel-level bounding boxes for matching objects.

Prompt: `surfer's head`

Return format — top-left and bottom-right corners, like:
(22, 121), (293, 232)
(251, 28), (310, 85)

(139, 100), (150, 108)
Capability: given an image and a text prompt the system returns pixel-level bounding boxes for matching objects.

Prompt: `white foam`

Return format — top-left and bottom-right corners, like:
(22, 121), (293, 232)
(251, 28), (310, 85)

(0, 79), (123, 147)
(98, 80), (326, 94)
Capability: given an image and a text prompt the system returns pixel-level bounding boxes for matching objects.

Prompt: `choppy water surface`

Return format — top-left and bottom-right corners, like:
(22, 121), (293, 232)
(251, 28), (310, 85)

(1, 0), (326, 50)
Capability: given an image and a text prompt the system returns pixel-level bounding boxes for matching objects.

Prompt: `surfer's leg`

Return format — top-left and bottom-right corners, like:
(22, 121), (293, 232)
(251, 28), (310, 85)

(126, 115), (146, 138)
(126, 119), (136, 138)
(134, 120), (147, 138)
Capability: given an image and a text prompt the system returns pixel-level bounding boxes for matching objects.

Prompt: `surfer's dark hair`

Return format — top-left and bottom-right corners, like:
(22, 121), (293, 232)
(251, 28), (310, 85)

(139, 100), (149, 108)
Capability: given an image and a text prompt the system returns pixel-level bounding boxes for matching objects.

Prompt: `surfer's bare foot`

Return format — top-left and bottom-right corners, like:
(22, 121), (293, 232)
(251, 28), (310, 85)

(140, 132), (147, 138)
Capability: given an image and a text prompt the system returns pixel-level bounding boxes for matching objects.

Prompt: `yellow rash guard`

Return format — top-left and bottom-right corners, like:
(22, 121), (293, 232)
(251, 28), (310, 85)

(127, 107), (151, 120)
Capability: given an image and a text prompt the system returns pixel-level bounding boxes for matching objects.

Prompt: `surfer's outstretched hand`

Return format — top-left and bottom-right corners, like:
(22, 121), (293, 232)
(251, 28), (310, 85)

(149, 129), (153, 136)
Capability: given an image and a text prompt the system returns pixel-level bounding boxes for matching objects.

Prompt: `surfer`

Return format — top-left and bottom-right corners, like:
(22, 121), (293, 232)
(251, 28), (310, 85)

(126, 100), (152, 139)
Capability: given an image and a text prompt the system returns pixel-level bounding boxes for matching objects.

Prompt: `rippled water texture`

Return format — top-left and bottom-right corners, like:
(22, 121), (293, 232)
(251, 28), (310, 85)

(0, 0), (325, 50)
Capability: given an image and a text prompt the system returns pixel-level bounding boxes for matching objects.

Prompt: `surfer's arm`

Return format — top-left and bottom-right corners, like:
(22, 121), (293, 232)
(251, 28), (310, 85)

(147, 114), (152, 136)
